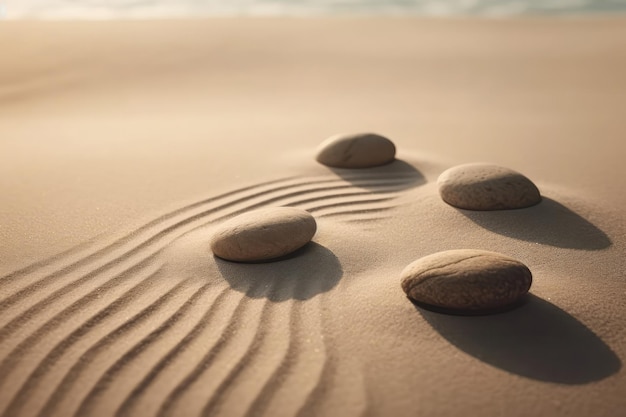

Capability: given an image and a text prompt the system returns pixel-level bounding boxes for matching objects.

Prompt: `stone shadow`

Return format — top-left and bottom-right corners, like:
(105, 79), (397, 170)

(459, 197), (611, 250)
(325, 159), (425, 192)
(214, 242), (342, 302)
(417, 294), (621, 384)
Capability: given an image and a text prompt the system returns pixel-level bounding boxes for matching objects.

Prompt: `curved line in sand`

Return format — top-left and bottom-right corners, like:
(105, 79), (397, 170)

(0, 181), (404, 343)
(239, 299), (299, 417)
(0, 177), (299, 286)
(0, 177), (306, 305)
(306, 196), (397, 213)
(80, 284), (239, 417)
(0, 175), (411, 308)
(3, 267), (193, 417)
(0, 251), (163, 351)
(154, 291), (269, 417)
(317, 206), (395, 218)
(0, 173), (407, 417)
(104, 285), (232, 417)
(0, 263), (163, 417)
(252, 291), (330, 417)
(0, 180), (406, 346)
(295, 352), (337, 417)
(198, 292), (298, 417)
(343, 216), (391, 223)
(293, 295), (337, 417)
(35, 281), (214, 417)
(1, 172), (417, 287)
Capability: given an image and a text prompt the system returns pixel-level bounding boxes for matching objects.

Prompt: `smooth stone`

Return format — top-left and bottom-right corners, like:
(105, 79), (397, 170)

(401, 249), (532, 313)
(315, 133), (396, 168)
(438, 163), (541, 210)
(210, 207), (317, 262)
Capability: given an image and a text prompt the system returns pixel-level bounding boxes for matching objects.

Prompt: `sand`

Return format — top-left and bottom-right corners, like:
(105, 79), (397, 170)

(1, 17), (626, 417)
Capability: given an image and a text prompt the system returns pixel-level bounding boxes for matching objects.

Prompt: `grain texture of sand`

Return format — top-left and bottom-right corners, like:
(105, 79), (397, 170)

(1, 18), (625, 417)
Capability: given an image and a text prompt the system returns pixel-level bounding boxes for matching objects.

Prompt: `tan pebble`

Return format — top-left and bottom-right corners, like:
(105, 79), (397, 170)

(438, 163), (541, 210)
(401, 249), (532, 313)
(210, 207), (317, 262)
(315, 133), (396, 168)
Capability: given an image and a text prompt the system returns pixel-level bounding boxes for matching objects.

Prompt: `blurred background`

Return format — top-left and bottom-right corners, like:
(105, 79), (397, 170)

(4, 0), (626, 19)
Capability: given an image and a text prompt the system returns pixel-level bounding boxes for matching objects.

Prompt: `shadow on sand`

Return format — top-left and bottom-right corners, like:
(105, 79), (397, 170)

(417, 294), (621, 384)
(214, 242), (342, 302)
(459, 197), (611, 250)
(326, 159), (425, 192)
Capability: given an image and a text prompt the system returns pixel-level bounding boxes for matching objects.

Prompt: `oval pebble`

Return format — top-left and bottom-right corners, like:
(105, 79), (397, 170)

(438, 163), (541, 210)
(315, 133), (396, 168)
(401, 249), (532, 313)
(210, 207), (317, 262)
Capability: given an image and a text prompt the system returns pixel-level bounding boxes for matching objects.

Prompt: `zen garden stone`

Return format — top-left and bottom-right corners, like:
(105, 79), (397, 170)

(210, 207), (317, 262)
(438, 163), (541, 210)
(316, 133), (396, 169)
(401, 249), (532, 313)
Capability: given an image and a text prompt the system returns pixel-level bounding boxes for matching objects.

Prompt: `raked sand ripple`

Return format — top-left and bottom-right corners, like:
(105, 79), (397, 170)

(0, 167), (422, 417)
(0, 156), (620, 417)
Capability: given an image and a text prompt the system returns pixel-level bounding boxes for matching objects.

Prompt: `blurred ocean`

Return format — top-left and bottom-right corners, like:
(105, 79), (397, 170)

(3, 0), (626, 19)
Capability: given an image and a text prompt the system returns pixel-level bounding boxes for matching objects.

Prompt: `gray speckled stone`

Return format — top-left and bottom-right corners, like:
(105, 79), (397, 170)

(438, 163), (541, 210)
(401, 249), (532, 313)
(210, 207), (317, 262)
(315, 133), (396, 168)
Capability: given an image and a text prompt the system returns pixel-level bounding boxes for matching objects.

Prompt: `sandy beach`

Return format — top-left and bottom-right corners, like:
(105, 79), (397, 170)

(1, 17), (625, 417)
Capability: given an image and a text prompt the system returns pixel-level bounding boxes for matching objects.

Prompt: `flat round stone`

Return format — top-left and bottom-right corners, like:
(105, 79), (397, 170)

(401, 249), (532, 313)
(210, 207), (317, 262)
(315, 133), (396, 168)
(438, 163), (541, 210)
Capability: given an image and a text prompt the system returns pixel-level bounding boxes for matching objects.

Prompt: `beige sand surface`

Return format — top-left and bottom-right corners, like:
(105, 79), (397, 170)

(1, 18), (625, 417)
